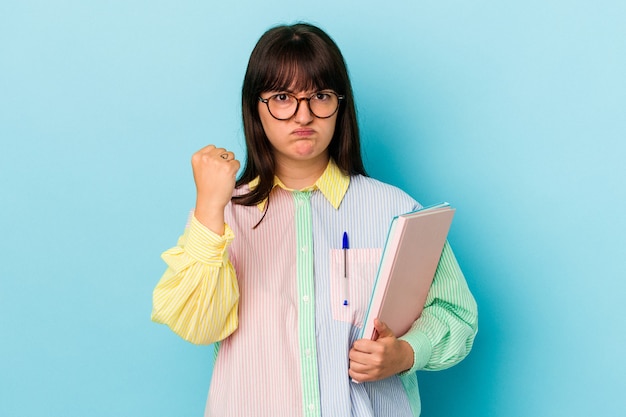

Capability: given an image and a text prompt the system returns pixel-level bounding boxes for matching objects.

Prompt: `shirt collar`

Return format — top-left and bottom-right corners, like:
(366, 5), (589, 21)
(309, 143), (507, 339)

(248, 159), (350, 211)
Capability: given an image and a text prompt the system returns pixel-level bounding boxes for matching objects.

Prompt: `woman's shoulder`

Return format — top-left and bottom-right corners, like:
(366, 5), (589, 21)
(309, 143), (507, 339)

(349, 175), (420, 208)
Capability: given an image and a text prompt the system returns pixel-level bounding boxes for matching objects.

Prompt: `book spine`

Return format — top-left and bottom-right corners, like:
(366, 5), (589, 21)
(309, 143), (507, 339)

(361, 217), (406, 340)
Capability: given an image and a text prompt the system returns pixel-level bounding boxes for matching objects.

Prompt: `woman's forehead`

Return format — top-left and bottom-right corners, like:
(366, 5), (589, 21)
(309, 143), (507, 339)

(261, 60), (326, 90)
(265, 77), (319, 92)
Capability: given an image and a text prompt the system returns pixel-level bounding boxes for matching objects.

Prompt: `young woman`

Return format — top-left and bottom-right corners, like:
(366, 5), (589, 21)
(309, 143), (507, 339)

(152, 23), (478, 417)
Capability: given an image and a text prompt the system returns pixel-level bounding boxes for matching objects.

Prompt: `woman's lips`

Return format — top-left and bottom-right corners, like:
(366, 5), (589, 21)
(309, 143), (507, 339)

(292, 128), (315, 137)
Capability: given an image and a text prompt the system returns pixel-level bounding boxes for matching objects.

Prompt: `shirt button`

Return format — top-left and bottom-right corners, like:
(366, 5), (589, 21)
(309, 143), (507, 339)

(302, 295), (310, 303)
(309, 404), (315, 411)
(301, 246), (308, 252)
(305, 348), (312, 357)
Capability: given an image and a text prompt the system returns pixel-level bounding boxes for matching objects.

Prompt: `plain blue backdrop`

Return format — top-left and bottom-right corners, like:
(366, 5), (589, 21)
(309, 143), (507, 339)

(1, 1), (625, 416)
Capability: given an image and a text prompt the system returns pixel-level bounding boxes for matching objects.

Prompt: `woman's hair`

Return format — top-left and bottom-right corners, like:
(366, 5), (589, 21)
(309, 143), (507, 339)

(233, 23), (367, 206)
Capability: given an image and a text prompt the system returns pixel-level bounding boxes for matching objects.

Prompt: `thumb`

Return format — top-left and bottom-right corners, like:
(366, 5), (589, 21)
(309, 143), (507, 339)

(373, 319), (395, 339)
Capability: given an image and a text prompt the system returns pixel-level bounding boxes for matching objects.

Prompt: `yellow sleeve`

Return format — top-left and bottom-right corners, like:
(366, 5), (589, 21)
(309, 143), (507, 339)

(151, 215), (239, 345)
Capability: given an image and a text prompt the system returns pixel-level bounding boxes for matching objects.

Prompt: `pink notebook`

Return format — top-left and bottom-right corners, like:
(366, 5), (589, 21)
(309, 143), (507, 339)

(360, 203), (455, 340)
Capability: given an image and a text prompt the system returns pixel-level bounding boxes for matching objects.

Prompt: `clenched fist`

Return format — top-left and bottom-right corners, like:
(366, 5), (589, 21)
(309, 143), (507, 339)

(191, 145), (240, 235)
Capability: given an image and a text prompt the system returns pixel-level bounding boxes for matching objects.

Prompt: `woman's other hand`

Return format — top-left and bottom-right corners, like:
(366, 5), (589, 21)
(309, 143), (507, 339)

(348, 319), (415, 382)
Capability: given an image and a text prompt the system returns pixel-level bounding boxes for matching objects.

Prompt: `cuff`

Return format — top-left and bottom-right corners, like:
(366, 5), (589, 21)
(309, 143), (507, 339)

(398, 330), (432, 374)
(184, 215), (235, 265)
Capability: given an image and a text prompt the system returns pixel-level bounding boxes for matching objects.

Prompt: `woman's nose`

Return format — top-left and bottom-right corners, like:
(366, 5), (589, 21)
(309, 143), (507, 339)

(293, 98), (314, 124)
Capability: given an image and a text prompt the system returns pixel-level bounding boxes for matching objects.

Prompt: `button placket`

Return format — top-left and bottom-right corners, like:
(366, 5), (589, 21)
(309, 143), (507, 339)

(293, 191), (321, 417)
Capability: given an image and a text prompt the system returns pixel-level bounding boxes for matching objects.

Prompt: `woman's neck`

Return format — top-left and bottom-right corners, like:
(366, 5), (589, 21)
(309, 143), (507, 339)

(274, 154), (329, 190)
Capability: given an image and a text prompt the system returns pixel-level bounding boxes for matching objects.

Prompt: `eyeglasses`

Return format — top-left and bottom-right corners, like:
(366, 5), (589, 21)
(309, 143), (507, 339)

(258, 91), (345, 120)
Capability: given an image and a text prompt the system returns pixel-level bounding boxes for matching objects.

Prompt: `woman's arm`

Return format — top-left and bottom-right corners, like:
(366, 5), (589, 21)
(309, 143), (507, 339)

(152, 144), (241, 344)
(348, 242), (478, 381)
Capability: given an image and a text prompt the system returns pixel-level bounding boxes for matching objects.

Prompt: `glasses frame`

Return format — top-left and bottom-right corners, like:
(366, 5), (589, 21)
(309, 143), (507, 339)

(258, 91), (345, 120)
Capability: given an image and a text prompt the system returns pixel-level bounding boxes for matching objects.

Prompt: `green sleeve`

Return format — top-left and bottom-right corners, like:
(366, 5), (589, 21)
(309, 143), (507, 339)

(398, 241), (478, 373)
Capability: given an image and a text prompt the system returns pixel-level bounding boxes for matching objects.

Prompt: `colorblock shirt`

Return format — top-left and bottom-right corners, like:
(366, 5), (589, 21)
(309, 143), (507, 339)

(152, 160), (478, 417)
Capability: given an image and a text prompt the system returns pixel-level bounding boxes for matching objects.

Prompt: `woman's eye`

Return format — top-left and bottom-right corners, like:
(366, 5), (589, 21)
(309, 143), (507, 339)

(273, 94), (290, 102)
(315, 93), (331, 101)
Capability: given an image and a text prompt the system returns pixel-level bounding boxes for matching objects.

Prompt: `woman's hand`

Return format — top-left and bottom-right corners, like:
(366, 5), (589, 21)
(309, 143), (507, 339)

(348, 319), (415, 382)
(191, 145), (240, 235)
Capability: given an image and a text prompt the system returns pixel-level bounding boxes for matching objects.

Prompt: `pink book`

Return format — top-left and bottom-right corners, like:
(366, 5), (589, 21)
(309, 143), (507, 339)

(360, 203), (455, 340)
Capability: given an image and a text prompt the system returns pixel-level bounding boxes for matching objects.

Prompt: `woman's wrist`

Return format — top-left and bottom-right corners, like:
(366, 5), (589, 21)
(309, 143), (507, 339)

(194, 202), (226, 235)
(397, 340), (415, 373)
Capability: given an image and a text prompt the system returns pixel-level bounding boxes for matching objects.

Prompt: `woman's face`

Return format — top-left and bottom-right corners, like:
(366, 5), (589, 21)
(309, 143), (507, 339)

(258, 88), (338, 168)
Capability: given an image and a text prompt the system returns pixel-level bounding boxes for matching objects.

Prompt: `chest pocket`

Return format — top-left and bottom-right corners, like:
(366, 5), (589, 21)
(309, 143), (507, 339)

(329, 248), (382, 328)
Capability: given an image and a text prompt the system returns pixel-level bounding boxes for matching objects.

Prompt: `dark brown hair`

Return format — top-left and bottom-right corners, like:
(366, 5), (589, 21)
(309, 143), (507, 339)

(233, 23), (367, 206)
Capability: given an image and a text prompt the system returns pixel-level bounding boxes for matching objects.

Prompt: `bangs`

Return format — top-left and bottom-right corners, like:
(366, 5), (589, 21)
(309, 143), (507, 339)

(256, 36), (342, 94)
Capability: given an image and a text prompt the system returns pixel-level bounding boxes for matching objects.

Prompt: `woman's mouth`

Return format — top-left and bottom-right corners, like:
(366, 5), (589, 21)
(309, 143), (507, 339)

(292, 128), (315, 137)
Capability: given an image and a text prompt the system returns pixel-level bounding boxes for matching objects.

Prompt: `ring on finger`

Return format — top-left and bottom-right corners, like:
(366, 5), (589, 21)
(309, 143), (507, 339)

(220, 153), (229, 160)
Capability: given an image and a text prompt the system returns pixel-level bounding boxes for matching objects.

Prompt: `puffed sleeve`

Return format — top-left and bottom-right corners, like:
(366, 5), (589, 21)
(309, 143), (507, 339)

(398, 241), (478, 372)
(151, 215), (239, 345)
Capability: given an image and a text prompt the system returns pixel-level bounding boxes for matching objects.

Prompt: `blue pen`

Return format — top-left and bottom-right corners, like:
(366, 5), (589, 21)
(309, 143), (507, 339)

(342, 232), (349, 306)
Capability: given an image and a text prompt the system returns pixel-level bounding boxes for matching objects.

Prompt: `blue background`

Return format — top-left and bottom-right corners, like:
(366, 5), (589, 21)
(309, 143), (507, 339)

(1, 1), (625, 416)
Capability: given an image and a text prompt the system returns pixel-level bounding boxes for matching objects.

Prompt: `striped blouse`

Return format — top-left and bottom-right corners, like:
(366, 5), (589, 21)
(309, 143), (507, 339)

(152, 159), (478, 417)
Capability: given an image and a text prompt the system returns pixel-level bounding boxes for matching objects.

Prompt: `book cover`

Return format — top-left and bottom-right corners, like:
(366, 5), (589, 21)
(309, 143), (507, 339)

(360, 203), (455, 340)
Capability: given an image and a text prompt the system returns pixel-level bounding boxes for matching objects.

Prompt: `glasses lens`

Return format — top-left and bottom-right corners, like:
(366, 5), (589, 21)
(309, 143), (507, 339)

(309, 92), (339, 118)
(268, 94), (297, 120)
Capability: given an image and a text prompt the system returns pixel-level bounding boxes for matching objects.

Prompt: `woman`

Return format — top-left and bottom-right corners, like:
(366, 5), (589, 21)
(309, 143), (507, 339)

(152, 23), (478, 417)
